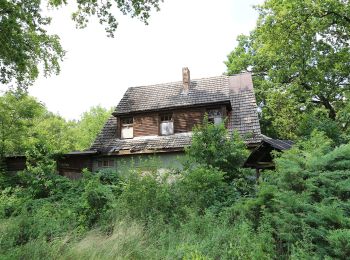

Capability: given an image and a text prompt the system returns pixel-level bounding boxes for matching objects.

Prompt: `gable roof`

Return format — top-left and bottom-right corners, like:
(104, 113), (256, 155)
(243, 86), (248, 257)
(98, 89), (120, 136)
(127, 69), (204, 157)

(115, 75), (231, 115)
(91, 72), (262, 153)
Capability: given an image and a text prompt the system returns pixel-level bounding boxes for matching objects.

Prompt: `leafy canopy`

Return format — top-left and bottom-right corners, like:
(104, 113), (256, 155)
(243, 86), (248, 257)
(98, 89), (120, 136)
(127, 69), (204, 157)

(0, 91), (111, 158)
(0, 0), (163, 89)
(225, 0), (350, 142)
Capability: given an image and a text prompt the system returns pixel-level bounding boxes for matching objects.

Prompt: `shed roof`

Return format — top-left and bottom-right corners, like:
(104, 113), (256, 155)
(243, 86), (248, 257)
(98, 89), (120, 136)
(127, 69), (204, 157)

(262, 135), (294, 150)
(244, 136), (294, 169)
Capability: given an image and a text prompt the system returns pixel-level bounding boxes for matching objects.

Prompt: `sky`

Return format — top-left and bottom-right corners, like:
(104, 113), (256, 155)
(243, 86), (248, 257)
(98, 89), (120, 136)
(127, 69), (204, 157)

(27, 0), (264, 120)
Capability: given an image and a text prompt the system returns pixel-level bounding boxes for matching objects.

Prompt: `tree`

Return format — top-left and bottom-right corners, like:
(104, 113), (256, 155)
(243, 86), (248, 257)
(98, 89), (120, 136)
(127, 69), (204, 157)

(0, 0), (163, 89)
(73, 106), (112, 150)
(237, 131), (350, 258)
(225, 0), (350, 142)
(0, 91), (46, 157)
(28, 113), (79, 154)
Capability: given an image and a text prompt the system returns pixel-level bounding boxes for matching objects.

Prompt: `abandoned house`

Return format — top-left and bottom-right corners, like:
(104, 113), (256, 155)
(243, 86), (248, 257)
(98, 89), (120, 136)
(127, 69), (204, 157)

(56, 68), (262, 178)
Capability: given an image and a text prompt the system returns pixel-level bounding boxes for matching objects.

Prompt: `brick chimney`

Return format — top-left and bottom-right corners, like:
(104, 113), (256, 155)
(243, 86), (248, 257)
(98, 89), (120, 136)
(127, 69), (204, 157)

(182, 67), (190, 94)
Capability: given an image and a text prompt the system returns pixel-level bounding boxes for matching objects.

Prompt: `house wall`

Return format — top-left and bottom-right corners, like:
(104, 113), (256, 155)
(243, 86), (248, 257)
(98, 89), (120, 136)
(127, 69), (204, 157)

(173, 108), (204, 133)
(133, 113), (160, 137)
(117, 105), (229, 138)
(5, 156), (26, 173)
(92, 152), (185, 172)
(57, 155), (93, 180)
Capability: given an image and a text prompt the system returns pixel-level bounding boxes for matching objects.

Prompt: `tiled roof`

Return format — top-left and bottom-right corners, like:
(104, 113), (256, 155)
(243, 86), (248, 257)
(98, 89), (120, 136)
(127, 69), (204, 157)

(112, 134), (191, 153)
(116, 76), (231, 115)
(228, 73), (261, 143)
(90, 72), (262, 153)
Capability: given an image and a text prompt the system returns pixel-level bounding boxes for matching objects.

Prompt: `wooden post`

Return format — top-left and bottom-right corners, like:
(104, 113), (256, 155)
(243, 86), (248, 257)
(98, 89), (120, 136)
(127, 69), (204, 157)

(256, 168), (260, 182)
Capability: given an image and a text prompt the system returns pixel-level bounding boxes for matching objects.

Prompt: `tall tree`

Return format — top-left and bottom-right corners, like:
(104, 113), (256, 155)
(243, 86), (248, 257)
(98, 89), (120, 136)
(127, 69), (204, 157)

(225, 0), (350, 142)
(74, 106), (112, 150)
(0, 91), (46, 157)
(0, 0), (163, 89)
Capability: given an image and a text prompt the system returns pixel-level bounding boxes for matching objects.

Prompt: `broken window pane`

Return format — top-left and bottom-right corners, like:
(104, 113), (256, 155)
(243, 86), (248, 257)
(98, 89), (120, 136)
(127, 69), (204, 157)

(207, 109), (223, 125)
(160, 114), (174, 135)
(121, 117), (133, 139)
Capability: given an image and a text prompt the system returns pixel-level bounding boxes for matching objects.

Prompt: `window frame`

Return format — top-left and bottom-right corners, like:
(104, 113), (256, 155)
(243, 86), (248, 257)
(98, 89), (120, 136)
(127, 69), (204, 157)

(207, 108), (223, 125)
(121, 117), (134, 139)
(97, 159), (115, 169)
(159, 113), (174, 136)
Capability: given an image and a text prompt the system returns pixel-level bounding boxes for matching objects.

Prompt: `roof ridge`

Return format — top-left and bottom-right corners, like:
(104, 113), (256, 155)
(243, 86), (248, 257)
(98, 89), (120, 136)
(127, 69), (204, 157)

(127, 74), (229, 90)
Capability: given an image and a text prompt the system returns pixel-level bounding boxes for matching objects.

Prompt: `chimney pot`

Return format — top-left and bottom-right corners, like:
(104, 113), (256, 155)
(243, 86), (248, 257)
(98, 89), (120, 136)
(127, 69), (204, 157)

(182, 67), (190, 94)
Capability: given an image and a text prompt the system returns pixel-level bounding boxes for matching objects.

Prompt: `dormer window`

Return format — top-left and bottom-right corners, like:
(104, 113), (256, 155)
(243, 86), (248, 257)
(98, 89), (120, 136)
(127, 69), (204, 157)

(160, 114), (174, 135)
(207, 109), (223, 125)
(121, 117), (133, 139)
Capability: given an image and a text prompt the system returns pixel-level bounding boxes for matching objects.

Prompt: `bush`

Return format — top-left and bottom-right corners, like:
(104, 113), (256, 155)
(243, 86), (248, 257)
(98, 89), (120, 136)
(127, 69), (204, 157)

(178, 167), (228, 213)
(231, 131), (350, 258)
(117, 169), (174, 223)
(185, 116), (249, 180)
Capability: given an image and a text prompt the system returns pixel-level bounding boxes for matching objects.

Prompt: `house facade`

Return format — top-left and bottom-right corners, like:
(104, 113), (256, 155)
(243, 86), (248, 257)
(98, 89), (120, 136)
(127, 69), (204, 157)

(58, 68), (262, 177)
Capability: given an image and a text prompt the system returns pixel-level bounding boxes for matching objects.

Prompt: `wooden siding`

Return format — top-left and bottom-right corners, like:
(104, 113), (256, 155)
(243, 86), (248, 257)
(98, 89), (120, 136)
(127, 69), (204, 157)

(173, 108), (204, 133)
(116, 105), (230, 138)
(5, 156), (26, 172)
(133, 113), (159, 137)
(57, 155), (93, 180)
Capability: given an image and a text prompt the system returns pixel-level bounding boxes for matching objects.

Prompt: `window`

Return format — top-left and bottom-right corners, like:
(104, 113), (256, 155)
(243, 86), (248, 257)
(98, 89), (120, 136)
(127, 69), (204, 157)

(121, 117), (133, 139)
(160, 114), (174, 135)
(207, 109), (223, 125)
(97, 159), (114, 168)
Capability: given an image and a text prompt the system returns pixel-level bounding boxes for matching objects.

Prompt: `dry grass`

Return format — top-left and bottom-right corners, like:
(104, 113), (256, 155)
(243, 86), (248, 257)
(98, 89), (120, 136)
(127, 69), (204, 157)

(62, 220), (155, 260)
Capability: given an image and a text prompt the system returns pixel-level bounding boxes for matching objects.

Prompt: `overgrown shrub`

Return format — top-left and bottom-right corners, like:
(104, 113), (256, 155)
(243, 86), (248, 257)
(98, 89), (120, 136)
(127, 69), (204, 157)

(185, 116), (249, 180)
(229, 131), (350, 258)
(1, 128), (350, 259)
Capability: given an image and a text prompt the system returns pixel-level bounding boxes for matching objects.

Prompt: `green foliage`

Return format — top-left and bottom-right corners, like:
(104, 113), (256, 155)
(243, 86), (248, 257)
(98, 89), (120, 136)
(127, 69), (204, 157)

(0, 91), (45, 157)
(80, 172), (115, 227)
(225, 0), (350, 142)
(186, 116), (249, 179)
(178, 167), (227, 213)
(0, 91), (112, 158)
(117, 169), (174, 223)
(1, 0), (163, 89)
(73, 106), (112, 150)
(0, 0), (64, 88)
(1, 130), (350, 259)
(230, 131), (350, 258)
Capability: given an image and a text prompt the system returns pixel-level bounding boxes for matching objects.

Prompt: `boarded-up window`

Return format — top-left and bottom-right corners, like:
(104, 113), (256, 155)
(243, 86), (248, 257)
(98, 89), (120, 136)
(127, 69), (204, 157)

(207, 109), (223, 125)
(121, 117), (133, 139)
(160, 114), (174, 135)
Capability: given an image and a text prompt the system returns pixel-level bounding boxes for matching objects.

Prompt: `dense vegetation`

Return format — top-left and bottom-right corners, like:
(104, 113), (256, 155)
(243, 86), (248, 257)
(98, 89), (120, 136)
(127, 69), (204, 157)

(0, 116), (349, 259)
(225, 0), (350, 142)
(1, 0), (350, 258)
(0, 91), (111, 158)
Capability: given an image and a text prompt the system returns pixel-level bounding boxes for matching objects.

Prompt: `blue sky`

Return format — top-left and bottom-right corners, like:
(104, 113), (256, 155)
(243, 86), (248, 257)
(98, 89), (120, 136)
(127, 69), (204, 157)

(27, 0), (264, 120)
